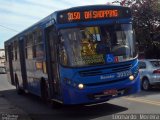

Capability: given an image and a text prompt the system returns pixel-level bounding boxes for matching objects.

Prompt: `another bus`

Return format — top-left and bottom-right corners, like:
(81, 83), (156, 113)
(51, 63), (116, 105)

(5, 5), (140, 105)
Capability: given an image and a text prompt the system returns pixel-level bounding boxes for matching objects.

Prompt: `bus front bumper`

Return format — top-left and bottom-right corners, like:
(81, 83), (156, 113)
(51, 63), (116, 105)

(62, 74), (140, 105)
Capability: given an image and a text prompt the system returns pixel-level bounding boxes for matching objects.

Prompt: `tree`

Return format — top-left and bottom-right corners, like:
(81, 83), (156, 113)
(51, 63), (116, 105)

(113, 0), (160, 58)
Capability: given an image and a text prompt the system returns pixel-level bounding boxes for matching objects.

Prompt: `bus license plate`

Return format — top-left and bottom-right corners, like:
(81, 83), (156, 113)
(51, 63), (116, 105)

(104, 89), (117, 95)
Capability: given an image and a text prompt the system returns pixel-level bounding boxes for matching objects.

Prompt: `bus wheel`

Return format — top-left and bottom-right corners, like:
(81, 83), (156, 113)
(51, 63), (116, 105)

(15, 75), (24, 95)
(40, 79), (49, 103)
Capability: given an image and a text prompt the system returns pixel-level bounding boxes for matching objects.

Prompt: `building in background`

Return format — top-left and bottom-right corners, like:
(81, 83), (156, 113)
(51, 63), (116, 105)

(0, 49), (5, 66)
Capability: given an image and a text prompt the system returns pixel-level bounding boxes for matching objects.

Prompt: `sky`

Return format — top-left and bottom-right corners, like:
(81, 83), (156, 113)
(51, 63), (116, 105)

(0, 0), (115, 49)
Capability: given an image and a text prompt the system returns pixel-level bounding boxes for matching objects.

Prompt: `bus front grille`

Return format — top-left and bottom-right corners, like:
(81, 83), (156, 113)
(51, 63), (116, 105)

(85, 77), (128, 86)
(79, 63), (132, 77)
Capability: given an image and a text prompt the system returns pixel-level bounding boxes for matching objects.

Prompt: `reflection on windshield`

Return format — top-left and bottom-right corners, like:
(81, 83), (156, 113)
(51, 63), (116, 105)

(59, 24), (137, 67)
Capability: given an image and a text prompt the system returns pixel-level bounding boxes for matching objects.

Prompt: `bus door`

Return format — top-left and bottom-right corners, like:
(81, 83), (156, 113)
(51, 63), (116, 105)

(45, 26), (61, 98)
(19, 38), (28, 89)
(7, 44), (14, 85)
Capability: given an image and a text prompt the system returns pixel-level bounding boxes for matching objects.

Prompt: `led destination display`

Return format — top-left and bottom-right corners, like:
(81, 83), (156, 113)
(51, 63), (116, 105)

(58, 8), (131, 23)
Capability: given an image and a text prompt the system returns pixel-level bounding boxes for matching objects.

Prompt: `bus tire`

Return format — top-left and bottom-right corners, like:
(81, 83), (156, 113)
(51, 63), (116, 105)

(15, 74), (24, 95)
(40, 79), (49, 103)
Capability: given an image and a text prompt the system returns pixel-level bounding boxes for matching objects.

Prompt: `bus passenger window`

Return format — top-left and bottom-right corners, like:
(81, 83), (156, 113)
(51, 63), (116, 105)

(34, 30), (44, 58)
(13, 40), (18, 60)
(25, 34), (33, 59)
(10, 43), (14, 60)
(35, 44), (44, 58)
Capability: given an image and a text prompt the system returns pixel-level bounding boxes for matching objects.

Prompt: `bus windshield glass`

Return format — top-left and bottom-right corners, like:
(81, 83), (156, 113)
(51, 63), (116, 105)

(59, 24), (137, 67)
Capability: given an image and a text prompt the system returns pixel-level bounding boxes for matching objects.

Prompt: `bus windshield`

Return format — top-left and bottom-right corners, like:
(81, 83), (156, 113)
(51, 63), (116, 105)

(59, 24), (137, 67)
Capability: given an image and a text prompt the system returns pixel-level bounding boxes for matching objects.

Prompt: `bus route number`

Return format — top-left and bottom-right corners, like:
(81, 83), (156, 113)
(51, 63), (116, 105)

(68, 12), (81, 21)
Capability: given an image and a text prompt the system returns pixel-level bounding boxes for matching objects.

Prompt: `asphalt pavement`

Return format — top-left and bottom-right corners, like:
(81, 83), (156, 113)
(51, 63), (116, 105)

(0, 74), (31, 120)
(0, 74), (160, 120)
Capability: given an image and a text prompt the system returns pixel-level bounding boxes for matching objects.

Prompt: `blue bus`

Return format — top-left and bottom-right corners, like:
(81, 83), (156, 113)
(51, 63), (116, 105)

(5, 5), (140, 105)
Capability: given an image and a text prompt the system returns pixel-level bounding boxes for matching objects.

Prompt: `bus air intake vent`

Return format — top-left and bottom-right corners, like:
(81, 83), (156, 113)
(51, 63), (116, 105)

(85, 77), (127, 86)
(79, 63), (132, 77)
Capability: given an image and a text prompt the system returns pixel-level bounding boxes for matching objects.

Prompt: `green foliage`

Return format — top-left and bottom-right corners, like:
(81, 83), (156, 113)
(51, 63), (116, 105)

(113, 0), (160, 58)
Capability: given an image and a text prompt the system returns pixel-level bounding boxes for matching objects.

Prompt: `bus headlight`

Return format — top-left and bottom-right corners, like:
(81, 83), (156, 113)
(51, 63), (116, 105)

(129, 75), (134, 81)
(78, 83), (84, 89)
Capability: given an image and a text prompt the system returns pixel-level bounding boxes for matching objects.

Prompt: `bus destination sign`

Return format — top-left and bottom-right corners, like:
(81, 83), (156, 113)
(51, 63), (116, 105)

(68, 10), (118, 21)
(58, 8), (131, 23)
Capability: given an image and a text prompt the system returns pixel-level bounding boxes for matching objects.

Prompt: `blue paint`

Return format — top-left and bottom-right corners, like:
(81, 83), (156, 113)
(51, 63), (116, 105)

(106, 54), (114, 63)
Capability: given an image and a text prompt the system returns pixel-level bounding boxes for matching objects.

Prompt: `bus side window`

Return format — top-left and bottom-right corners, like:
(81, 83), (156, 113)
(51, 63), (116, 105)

(25, 33), (34, 59)
(34, 29), (44, 58)
(10, 43), (14, 60)
(13, 40), (18, 60)
(24, 35), (28, 59)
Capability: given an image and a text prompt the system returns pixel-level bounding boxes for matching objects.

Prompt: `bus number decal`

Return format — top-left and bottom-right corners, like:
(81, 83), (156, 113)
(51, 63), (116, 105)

(117, 71), (132, 78)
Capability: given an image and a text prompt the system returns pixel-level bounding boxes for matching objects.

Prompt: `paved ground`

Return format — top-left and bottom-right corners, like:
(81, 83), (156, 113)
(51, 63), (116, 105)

(0, 74), (160, 120)
(0, 74), (31, 120)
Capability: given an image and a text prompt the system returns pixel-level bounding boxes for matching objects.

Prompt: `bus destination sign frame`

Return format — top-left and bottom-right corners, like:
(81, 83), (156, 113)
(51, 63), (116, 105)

(58, 8), (131, 24)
